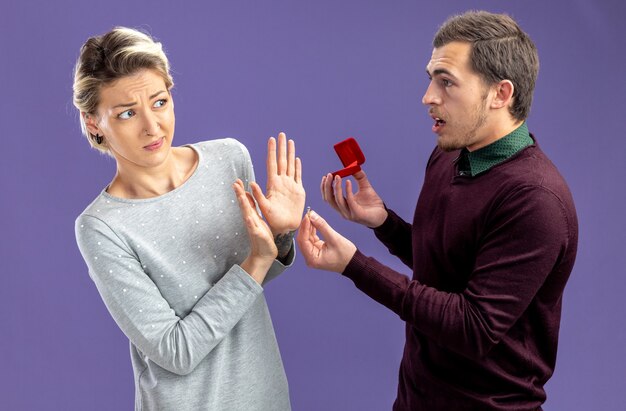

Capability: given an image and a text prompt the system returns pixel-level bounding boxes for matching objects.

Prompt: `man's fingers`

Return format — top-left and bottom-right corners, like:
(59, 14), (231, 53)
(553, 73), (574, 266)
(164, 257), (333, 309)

(353, 169), (372, 189)
(322, 173), (340, 210)
(332, 175), (351, 218)
(307, 210), (339, 245)
(345, 179), (358, 213)
(352, 170), (367, 180)
(320, 175), (327, 202)
(296, 215), (318, 259)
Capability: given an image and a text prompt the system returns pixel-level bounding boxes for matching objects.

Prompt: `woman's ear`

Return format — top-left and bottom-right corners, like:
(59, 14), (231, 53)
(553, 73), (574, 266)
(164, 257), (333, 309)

(490, 80), (515, 110)
(82, 112), (100, 136)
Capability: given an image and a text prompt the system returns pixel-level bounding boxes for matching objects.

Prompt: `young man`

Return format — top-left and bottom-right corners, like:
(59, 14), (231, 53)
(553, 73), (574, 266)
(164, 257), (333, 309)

(297, 11), (578, 411)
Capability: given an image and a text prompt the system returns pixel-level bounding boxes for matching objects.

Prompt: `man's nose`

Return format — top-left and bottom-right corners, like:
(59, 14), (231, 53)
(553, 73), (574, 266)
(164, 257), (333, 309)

(422, 82), (440, 106)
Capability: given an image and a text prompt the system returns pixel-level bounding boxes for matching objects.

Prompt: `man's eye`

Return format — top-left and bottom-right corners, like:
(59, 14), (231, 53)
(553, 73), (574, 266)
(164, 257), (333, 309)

(118, 110), (134, 119)
(154, 99), (167, 108)
(442, 79), (452, 87)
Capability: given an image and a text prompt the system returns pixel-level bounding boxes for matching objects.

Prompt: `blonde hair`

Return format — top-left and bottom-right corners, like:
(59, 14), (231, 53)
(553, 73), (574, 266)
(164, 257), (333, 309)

(72, 27), (174, 154)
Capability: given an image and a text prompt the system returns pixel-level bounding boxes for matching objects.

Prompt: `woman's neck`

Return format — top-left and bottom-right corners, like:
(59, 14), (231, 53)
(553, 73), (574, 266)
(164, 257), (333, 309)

(108, 146), (197, 199)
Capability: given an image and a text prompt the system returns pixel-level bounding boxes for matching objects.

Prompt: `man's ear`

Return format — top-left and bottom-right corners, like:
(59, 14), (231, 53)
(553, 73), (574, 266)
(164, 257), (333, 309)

(82, 112), (101, 136)
(490, 80), (515, 110)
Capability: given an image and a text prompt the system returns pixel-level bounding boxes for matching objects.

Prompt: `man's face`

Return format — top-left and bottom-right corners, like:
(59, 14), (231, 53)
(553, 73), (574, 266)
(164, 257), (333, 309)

(423, 41), (493, 152)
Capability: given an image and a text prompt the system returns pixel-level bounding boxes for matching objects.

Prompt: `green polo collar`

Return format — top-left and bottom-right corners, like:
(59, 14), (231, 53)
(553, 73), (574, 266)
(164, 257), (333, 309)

(457, 122), (533, 176)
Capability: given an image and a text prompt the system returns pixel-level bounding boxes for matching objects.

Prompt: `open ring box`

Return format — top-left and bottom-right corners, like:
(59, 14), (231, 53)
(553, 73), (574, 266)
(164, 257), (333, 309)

(331, 137), (366, 178)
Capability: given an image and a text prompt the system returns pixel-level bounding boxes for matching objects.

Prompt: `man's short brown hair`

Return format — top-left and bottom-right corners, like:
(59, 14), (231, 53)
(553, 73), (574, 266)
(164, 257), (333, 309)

(434, 11), (539, 121)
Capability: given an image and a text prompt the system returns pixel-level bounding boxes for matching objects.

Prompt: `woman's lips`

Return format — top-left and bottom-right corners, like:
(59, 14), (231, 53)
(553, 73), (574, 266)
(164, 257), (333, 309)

(144, 137), (164, 151)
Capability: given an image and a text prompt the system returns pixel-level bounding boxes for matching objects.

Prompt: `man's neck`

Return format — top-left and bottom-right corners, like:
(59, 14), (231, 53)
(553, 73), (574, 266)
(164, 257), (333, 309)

(467, 118), (524, 152)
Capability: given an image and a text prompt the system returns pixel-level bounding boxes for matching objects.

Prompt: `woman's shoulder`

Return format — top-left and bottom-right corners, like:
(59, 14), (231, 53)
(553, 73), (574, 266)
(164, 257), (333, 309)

(191, 138), (252, 164)
(192, 138), (247, 152)
(74, 193), (116, 240)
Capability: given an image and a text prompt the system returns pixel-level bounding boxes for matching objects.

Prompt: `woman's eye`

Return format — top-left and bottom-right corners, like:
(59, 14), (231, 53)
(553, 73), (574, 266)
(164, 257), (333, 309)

(154, 99), (167, 108)
(118, 109), (134, 120)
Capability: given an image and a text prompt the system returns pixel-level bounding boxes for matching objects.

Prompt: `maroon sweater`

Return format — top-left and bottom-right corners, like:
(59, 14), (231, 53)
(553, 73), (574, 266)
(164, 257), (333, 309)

(343, 142), (578, 410)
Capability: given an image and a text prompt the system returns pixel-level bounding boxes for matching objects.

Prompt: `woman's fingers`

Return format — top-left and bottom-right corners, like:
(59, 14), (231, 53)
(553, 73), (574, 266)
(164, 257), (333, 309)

(295, 157), (302, 184)
(267, 137), (277, 176)
(277, 132), (287, 175)
(249, 182), (269, 213)
(233, 179), (259, 219)
(244, 191), (258, 214)
(267, 132), (299, 180)
(287, 137), (296, 177)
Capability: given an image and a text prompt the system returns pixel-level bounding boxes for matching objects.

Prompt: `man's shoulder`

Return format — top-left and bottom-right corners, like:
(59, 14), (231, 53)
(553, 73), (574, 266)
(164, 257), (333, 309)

(494, 145), (577, 221)
(508, 145), (571, 193)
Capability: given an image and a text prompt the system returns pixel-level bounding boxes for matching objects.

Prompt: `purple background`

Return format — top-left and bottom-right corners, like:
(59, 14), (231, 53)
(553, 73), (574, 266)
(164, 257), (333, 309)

(2, 1), (625, 410)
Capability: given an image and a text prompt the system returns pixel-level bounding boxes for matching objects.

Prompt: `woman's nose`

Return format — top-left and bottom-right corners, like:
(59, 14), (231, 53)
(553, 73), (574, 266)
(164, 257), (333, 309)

(143, 111), (161, 136)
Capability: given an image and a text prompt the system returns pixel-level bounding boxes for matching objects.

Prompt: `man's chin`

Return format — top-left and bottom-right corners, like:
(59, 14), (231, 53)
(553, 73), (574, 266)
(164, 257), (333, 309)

(437, 136), (463, 152)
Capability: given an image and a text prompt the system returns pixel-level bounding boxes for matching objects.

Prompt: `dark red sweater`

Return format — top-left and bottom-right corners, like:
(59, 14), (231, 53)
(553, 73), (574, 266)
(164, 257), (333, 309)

(343, 141), (578, 410)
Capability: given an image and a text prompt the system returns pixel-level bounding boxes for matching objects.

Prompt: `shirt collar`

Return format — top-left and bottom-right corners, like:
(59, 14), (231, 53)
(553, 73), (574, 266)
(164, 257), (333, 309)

(457, 122), (533, 177)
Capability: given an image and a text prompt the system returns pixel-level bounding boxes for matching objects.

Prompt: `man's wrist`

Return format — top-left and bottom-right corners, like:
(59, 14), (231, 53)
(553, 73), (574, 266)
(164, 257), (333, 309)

(366, 209), (389, 229)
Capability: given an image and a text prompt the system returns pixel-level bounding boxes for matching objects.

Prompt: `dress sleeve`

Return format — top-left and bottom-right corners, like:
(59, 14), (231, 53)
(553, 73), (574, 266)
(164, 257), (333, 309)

(232, 139), (295, 285)
(342, 186), (574, 360)
(76, 215), (264, 376)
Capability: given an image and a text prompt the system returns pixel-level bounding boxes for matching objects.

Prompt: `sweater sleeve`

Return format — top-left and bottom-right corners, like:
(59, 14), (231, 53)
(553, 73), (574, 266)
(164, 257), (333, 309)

(76, 215), (264, 376)
(372, 207), (413, 269)
(343, 186), (573, 360)
(234, 139), (295, 285)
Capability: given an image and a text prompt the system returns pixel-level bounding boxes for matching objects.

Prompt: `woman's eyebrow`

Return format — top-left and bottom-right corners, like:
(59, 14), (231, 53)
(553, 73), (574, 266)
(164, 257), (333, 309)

(112, 90), (167, 109)
(150, 90), (167, 99)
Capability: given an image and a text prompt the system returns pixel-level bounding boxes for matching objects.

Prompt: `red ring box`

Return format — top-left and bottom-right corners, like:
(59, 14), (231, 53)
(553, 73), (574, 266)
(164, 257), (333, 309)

(331, 137), (365, 178)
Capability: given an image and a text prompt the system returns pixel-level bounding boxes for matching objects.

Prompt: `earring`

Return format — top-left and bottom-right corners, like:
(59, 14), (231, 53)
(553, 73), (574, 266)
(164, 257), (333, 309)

(95, 134), (103, 145)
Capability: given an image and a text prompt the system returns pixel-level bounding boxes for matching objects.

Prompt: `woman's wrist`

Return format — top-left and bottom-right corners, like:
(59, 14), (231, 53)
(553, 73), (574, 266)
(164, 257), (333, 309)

(240, 255), (275, 284)
(274, 230), (295, 260)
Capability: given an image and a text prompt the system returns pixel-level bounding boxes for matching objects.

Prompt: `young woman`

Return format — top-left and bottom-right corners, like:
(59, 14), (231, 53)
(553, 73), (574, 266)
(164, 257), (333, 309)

(73, 27), (305, 410)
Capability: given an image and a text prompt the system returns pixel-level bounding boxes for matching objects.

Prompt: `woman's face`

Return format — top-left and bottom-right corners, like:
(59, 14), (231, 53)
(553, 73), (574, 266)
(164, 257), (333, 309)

(85, 69), (175, 170)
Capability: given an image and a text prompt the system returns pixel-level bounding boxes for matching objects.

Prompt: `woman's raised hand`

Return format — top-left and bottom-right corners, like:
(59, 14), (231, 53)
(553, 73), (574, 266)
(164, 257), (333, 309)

(233, 179), (277, 284)
(250, 132), (306, 236)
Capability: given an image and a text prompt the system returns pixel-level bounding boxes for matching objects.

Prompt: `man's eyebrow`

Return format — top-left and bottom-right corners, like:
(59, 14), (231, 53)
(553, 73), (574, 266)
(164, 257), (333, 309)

(112, 90), (167, 109)
(426, 68), (455, 78)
